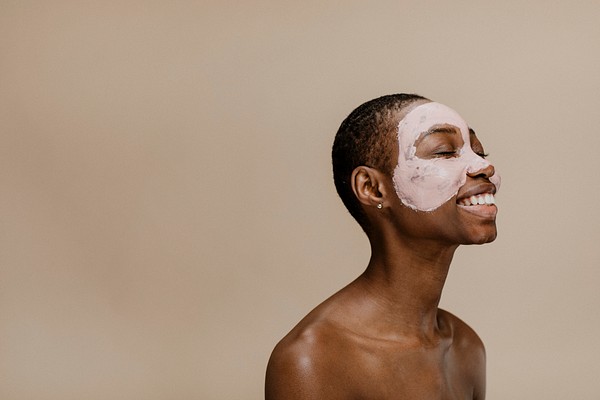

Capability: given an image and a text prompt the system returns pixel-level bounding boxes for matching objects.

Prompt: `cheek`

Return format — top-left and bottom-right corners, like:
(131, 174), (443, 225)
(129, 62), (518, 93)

(393, 158), (467, 212)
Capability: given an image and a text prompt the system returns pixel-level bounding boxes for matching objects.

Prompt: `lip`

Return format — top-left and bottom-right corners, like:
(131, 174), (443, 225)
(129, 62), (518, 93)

(456, 182), (497, 202)
(457, 203), (498, 219)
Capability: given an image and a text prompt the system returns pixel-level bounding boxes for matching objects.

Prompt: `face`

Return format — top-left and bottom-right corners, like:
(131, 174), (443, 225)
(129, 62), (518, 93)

(392, 102), (500, 212)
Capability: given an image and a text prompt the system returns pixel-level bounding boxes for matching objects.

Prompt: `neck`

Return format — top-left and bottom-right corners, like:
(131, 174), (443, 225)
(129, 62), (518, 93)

(357, 233), (458, 339)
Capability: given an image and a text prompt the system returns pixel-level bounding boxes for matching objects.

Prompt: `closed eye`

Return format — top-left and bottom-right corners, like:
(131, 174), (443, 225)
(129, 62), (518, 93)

(434, 151), (460, 158)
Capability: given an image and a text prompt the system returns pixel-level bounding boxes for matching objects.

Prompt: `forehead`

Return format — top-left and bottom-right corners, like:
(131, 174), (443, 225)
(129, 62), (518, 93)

(398, 102), (470, 144)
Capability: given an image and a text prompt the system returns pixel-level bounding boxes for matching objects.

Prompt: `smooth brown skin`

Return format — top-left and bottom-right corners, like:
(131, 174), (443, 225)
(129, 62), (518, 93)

(266, 100), (496, 399)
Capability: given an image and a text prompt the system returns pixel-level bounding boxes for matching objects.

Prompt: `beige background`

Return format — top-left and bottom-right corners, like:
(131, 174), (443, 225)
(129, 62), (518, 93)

(1, 1), (599, 399)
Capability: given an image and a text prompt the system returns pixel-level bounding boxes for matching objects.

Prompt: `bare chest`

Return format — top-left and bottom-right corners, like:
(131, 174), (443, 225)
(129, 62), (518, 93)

(345, 344), (475, 400)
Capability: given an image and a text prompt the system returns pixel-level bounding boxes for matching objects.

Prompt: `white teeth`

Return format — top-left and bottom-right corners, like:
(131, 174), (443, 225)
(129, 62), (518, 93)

(460, 193), (495, 206)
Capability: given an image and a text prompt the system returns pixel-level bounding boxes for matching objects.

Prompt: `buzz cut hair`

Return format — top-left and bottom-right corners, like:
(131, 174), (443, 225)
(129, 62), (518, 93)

(332, 93), (429, 230)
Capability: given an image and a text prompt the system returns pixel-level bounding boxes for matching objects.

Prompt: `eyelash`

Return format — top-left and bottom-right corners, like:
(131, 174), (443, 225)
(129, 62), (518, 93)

(435, 151), (489, 159)
(434, 151), (459, 158)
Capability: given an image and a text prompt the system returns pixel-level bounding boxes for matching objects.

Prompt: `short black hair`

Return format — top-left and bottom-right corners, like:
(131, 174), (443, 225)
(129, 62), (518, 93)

(332, 93), (429, 230)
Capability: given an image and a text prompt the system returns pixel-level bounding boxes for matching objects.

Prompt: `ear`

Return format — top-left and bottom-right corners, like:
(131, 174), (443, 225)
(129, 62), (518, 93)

(350, 166), (387, 209)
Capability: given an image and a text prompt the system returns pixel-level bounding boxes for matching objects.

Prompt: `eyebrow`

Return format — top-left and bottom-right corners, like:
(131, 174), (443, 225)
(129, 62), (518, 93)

(417, 124), (460, 141)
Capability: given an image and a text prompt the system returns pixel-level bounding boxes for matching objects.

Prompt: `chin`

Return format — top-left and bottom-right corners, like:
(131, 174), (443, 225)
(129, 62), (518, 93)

(467, 229), (497, 245)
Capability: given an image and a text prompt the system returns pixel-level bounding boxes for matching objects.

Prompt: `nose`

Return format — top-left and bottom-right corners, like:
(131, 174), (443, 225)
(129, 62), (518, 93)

(467, 163), (495, 179)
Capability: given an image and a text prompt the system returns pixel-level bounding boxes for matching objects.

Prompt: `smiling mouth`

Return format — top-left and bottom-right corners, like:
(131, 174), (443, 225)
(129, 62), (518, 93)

(457, 193), (496, 206)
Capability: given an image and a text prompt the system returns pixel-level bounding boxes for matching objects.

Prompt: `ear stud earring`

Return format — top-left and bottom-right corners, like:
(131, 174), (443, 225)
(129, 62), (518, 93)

(377, 203), (383, 209)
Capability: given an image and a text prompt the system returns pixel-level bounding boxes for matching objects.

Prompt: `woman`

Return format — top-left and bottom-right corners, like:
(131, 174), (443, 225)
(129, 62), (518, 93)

(266, 94), (499, 399)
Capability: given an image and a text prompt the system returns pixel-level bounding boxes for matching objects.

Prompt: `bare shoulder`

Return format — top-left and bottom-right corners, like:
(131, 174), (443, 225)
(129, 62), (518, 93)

(439, 309), (486, 398)
(265, 315), (358, 399)
(265, 313), (355, 399)
(439, 309), (485, 356)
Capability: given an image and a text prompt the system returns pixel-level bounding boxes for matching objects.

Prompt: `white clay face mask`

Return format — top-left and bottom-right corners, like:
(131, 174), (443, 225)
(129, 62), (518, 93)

(392, 102), (501, 212)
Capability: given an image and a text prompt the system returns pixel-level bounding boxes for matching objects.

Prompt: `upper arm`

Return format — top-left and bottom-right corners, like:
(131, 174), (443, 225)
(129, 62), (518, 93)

(441, 310), (486, 399)
(451, 314), (486, 399)
(462, 323), (486, 399)
(265, 337), (349, 400)
(471, 341), (486, 400)
(265, 345), (318, 400)
(265, 346), (311, 400)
